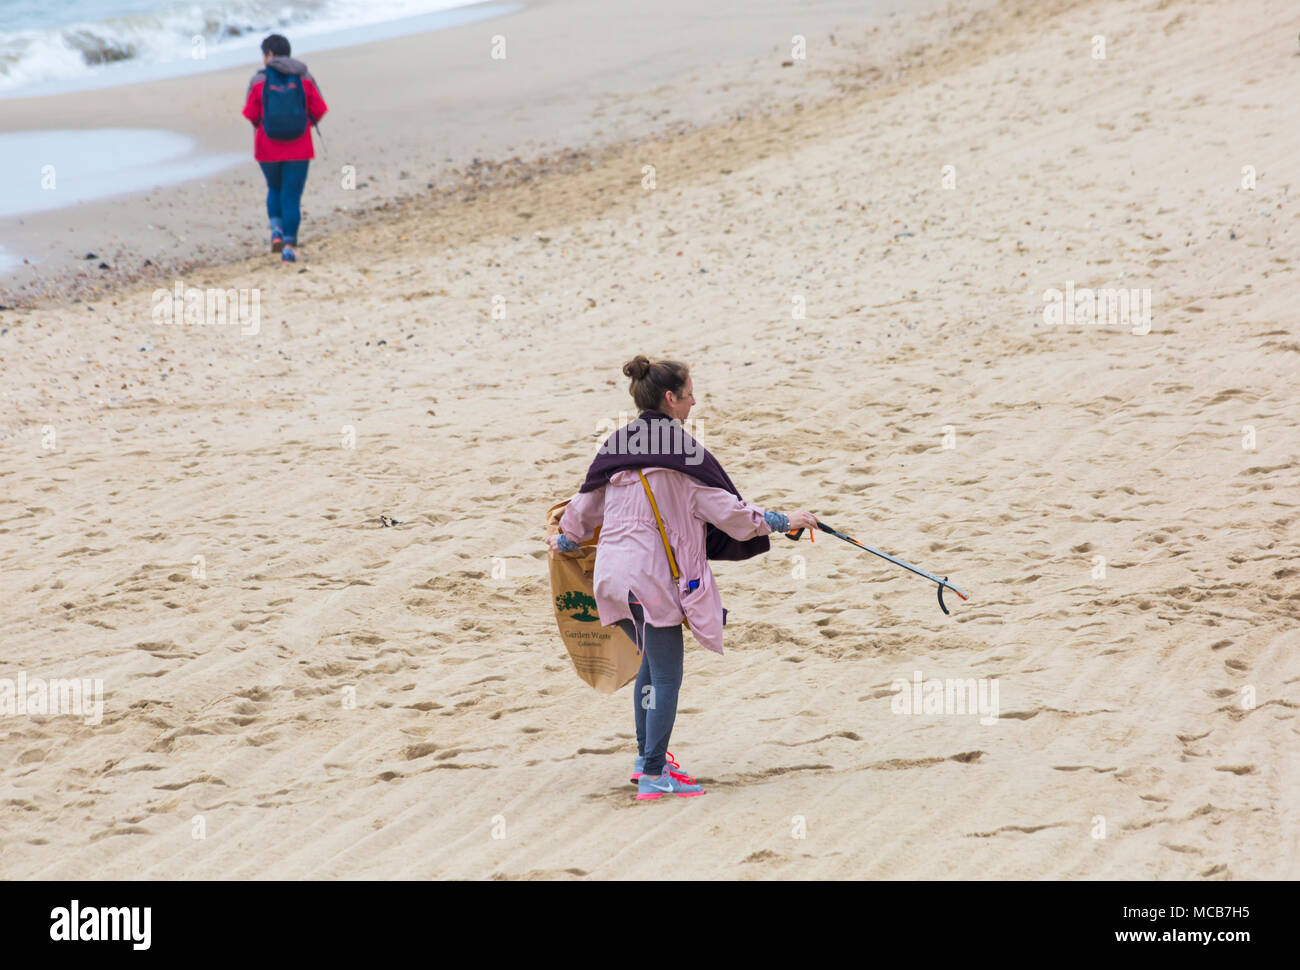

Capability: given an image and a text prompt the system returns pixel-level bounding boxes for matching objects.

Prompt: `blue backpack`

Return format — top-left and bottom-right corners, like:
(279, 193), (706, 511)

(261, 67), (309, 141)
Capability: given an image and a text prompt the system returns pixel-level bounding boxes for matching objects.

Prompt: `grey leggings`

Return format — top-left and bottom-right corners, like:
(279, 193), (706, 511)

(614, 592), (684, 777)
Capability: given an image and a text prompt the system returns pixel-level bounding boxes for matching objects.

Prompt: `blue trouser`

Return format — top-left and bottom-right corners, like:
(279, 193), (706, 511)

(258, 160), (310, 244)
(614, 593), (684, 777)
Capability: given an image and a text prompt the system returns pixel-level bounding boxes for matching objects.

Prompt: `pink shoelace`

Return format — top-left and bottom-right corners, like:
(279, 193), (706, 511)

(664, 751), (694, 785)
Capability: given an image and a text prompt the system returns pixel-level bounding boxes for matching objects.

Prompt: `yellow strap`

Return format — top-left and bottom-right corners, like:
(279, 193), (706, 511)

(638, 470), (690, 630)
(638, 470), (680, 579)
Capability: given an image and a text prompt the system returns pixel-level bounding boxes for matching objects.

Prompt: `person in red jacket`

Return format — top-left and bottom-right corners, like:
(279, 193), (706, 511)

(242, 34), (328, 264)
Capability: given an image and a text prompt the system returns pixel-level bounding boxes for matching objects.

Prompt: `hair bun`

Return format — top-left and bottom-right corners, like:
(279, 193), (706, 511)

(622, 355), (651, 381)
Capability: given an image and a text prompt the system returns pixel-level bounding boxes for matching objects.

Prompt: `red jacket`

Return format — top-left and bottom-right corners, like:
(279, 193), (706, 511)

(242, 63), (328, 162)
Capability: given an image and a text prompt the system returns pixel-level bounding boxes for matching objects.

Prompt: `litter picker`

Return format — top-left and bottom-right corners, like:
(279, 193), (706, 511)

(784, 521), (969, 615)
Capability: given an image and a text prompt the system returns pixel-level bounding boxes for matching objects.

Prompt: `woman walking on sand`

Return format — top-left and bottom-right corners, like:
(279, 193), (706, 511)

(546, 356), (816, 800)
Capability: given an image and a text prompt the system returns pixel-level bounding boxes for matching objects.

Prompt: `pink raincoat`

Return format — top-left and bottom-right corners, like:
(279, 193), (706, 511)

(557, 467), (775, 654)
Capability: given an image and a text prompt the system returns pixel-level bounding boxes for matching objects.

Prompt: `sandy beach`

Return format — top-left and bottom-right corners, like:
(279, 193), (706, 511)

(0, 0), (933, 302)
(1, 0), (1298, 880)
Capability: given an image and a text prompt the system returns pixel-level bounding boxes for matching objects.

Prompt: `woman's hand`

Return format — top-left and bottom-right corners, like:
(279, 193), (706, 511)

(786, 510), (818, 532)
(547, 532), (584, 557)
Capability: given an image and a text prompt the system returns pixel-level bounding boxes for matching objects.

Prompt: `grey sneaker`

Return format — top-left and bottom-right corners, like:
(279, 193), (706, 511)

(636, 765), (705, 801)
(630, 751), (692, 784)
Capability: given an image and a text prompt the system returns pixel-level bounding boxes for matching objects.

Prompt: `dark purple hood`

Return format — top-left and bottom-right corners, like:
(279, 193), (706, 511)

(580, 411), (770, 562)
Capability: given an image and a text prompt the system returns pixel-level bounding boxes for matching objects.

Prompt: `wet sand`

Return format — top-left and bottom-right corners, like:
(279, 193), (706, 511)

(0, 0), (932, 304)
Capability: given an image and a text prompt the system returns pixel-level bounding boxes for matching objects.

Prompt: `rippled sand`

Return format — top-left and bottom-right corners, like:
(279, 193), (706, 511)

(1, 0), (1296, 879)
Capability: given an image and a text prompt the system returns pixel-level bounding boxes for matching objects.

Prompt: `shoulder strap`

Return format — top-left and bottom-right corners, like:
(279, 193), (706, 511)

(638, 470), (690, 631)
(638, 470), (680, 581)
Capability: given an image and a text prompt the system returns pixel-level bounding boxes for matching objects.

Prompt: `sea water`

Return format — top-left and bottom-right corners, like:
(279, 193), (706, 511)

(0, 128), (245, 219)
(0, 0), (519, 221)
(0, 0), (517, 96)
